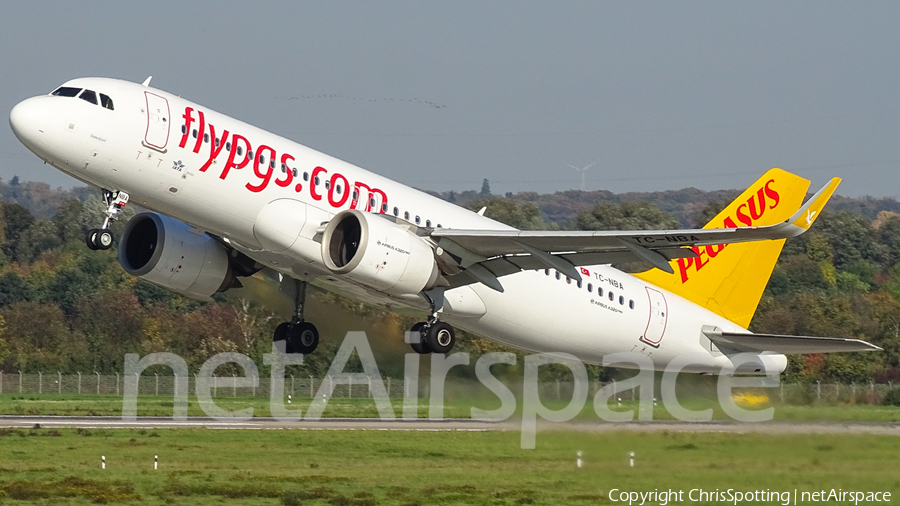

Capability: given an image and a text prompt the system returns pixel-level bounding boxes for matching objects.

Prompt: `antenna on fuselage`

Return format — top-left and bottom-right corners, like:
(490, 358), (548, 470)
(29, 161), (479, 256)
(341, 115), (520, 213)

(142, 76), (153, 87)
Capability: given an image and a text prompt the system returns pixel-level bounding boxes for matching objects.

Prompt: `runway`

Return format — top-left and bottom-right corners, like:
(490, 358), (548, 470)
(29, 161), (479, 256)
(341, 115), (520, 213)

(1, 416), (898, 435)
(0, 416), (508, 431)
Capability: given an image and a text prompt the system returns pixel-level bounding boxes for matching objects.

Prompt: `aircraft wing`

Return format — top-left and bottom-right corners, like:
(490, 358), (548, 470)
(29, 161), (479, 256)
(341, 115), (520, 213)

(432, 177), (840, 290)
(704, 330), (882, 354)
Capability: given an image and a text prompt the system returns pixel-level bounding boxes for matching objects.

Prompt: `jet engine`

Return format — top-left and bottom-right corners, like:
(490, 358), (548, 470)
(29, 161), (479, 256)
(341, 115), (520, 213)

(118, 212), (235, 300)
(321, 210), (440, 296)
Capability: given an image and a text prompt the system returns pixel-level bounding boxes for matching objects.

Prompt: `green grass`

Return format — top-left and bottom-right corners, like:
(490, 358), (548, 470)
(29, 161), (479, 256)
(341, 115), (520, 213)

(0, 427), (897, 505)
(0, 394), (486, 418)
(2, 393), (900, 422)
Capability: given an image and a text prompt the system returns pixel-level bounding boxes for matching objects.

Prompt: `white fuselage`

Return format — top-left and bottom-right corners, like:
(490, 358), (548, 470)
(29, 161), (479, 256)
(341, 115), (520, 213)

(9, 77), (785, 374)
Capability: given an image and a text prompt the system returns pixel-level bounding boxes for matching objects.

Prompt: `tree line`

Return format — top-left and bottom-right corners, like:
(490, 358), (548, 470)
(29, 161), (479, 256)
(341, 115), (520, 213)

(0, 177), (898, 384)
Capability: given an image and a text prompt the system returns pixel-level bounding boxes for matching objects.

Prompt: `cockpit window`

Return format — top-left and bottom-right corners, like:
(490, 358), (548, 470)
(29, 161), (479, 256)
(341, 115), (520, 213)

(51, 86), (82, 97)
(78, 89), (98, 105)
(99, 93), (114, 110)
(51, 86), (114, 110)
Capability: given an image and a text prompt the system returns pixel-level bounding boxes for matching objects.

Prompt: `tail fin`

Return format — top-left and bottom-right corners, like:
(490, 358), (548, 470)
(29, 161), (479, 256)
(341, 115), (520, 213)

(635, 168), (815, 328)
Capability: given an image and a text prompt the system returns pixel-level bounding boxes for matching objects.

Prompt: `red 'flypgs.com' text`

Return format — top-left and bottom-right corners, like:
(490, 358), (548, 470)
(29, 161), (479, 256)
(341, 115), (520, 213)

(178, 107), (388, 212)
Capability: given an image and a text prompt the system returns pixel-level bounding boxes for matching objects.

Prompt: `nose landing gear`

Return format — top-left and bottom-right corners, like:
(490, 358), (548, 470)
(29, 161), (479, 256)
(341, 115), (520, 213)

(86, 189), (129, 251)
(86, 228), (114, 251)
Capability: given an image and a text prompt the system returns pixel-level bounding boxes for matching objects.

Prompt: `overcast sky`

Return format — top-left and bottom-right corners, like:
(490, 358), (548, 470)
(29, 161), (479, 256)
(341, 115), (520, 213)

(2, 1), (899, 197)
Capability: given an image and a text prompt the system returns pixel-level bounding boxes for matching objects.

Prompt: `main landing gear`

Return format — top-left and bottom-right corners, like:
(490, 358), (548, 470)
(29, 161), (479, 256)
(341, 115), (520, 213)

(274, 279), (320, 354)
(408, 289), (456, 355)
(86, 189), (129, 251)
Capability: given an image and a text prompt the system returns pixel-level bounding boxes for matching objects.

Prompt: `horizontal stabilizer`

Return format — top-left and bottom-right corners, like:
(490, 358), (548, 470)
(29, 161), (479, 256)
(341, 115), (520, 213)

(704, 330), (882, 354)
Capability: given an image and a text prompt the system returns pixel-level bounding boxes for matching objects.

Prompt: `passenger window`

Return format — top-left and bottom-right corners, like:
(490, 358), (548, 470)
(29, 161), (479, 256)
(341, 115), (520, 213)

(204, 133), (210, 143)
(292, 169), (298, 177)
(370, 197), (376, 208)
(192, 129), (198, 139)
(619, 296), (624, 305)
(404, 211), (410, 220)
(587, 283), (593, 292)
(314, 176), (320, 185)
(215, 137), (220, 147)
(555, 272), (561, 280)
(545, 269), (550, 276)
(270, 159), (275, 169)
(303, 172), (310, 181)
(237, 146), (243, 156)
(426, 220), (432, 227)
(415, 216), (421, 225)
(226, 142), (231, 151)
(78, 89), (98, 105)
(608, 291), (614, 301)
(281, 163), (287, 173)
(382, 203), (388, 213)
(393, 207), (399, 216)
(336, 185), (342, 194)
(51, 87), (82, 97)
(325, 180), (331, 190)
(629, 300), (635, 309)
(598, 287), (604, 297)
(182, 125), (187, 134)
(437, 224), (442, 228)
(577, 280), (582, 288)
(566, 277), (572, 284)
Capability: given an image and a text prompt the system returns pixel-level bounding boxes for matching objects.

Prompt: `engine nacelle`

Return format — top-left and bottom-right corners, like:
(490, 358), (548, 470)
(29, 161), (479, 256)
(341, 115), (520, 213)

(118, 212), (234, 300)
(322, 210), (440, 296)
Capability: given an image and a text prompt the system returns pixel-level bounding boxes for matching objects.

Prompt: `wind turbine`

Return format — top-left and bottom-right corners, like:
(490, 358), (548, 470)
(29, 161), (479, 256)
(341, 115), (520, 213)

(565, 159), (598, 191)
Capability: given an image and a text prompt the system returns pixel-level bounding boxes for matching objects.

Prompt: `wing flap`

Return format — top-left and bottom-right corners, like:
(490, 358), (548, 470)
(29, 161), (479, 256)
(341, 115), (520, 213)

(704, 330), (882, 354)
(444, 250), (690, 288)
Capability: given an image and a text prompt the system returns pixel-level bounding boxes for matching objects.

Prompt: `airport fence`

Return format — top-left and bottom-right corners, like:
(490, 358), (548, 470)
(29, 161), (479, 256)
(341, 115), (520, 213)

(0, 371), (897, 405)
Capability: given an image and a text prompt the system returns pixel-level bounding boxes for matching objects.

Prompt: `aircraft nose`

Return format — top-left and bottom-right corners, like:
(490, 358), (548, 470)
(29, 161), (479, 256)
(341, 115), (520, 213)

(9, 97), (47, 150)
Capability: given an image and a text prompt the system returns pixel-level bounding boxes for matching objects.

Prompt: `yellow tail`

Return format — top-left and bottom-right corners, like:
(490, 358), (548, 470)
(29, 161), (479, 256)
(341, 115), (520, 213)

(634, 168), (811, 328)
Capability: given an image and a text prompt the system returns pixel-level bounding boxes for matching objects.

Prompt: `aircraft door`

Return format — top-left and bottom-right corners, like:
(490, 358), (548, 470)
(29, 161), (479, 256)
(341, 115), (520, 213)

(143, 92), (170, 152)
(641, 287), (668, 347)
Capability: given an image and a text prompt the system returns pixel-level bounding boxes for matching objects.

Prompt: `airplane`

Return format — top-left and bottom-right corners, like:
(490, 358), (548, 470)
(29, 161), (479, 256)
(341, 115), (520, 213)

(8, 77), (880, 375)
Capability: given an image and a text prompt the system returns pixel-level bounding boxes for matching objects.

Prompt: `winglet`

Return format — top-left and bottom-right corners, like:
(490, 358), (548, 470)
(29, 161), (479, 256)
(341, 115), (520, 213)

(142, 76), (153, 87)
(786, 177), (841, 231)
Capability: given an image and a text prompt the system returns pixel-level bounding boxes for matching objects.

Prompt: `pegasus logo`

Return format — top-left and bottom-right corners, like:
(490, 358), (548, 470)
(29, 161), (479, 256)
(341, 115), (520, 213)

(675, 178), (781, 283)
(806, 209), (817, 226)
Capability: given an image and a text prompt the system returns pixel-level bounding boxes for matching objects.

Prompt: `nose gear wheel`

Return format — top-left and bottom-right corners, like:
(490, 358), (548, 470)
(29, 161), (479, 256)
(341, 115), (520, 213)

(85, 190), (128, 251)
